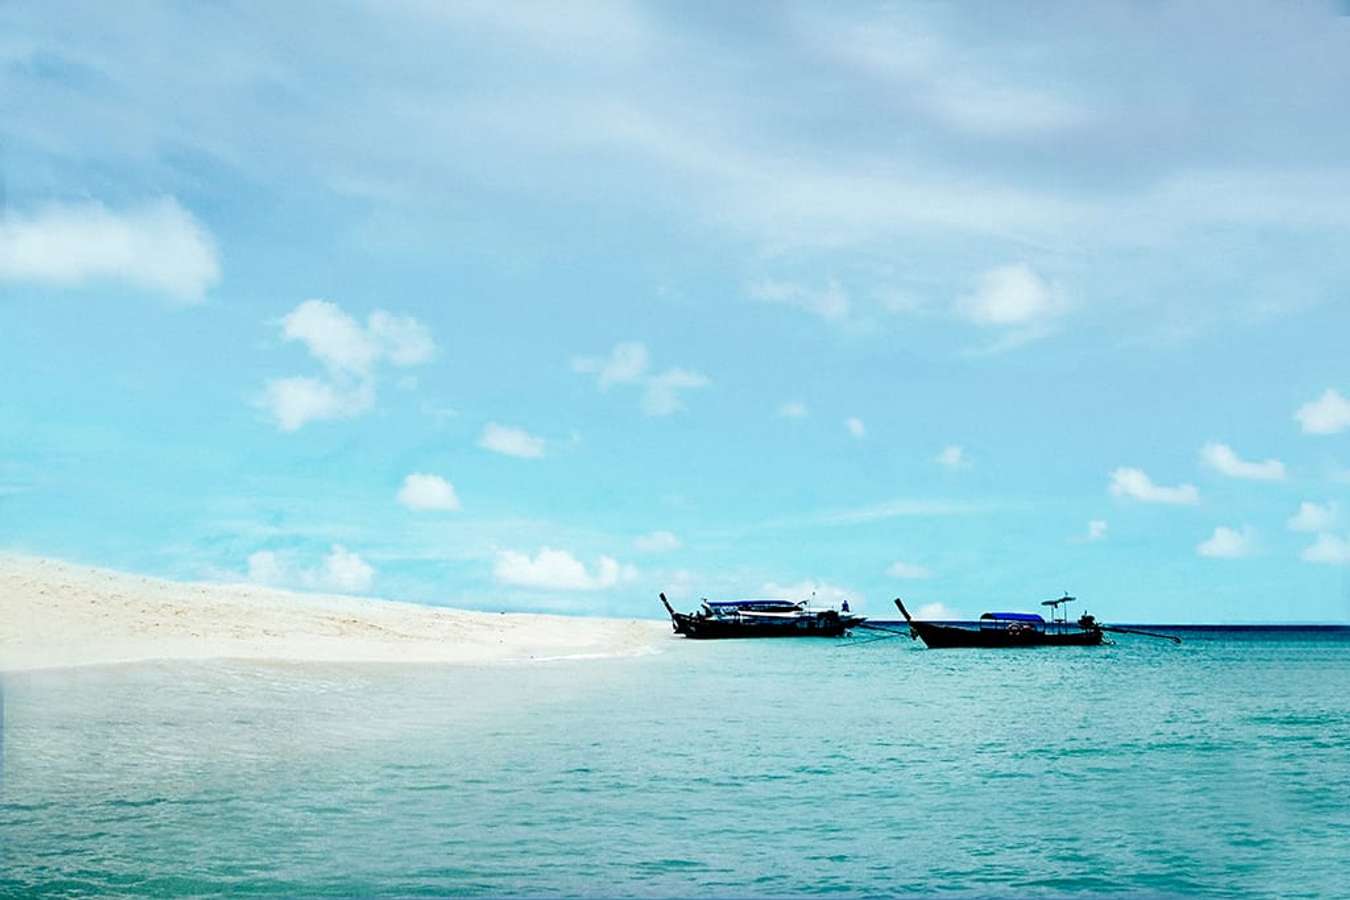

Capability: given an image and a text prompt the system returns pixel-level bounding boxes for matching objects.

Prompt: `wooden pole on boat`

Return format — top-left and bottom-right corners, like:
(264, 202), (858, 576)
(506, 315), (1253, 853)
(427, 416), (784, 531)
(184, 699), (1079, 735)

(893, 598), (914, 622)
(658, 592), (677, 619)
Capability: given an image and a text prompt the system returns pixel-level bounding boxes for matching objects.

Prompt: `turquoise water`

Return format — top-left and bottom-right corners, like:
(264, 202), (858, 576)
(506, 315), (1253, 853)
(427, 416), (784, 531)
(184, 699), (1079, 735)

(3, 630), (1349, 897)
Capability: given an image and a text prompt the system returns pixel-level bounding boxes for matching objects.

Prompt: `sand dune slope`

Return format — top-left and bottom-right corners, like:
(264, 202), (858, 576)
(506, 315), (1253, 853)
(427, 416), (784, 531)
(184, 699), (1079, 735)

(0, 555), (667, 671)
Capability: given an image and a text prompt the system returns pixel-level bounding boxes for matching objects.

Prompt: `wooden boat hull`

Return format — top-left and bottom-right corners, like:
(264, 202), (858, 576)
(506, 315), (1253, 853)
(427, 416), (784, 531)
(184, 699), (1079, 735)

(907, 620), (1103, 649)
(669, 611), (856, 639)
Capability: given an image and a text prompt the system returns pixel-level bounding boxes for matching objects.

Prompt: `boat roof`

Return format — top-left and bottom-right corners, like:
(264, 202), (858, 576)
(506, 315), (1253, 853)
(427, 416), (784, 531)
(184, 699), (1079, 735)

(705, 598), (802, 608)
(980, 612), (1045, 623)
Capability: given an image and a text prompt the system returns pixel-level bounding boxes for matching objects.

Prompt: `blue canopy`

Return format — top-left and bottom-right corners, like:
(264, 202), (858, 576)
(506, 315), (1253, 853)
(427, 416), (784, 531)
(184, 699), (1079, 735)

(980, 612), (1045, 623)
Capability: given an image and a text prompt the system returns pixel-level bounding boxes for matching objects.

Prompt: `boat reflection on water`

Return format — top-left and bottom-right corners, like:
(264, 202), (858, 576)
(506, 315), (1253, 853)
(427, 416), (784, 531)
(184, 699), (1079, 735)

(660, 593), (866, 639)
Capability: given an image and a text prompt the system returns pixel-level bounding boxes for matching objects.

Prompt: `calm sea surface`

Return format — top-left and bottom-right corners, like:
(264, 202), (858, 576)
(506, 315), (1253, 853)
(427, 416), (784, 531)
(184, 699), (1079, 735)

(3, 628), (1348, 897)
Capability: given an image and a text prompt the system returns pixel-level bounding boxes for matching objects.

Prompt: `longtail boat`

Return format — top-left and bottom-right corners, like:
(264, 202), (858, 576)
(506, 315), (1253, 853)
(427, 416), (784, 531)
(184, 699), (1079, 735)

(660, 593), (865, 639)
(894, 595), (1180, 649)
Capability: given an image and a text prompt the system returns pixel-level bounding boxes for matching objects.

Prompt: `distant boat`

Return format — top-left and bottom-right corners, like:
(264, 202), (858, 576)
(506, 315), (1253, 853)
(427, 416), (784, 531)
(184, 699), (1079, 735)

(894, 595), (1181, 648)
(660, 593), (866, 639)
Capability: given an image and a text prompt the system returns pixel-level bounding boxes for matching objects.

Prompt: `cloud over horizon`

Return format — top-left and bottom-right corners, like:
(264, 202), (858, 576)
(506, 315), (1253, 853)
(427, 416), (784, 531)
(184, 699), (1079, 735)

(494, 547), (636, 591)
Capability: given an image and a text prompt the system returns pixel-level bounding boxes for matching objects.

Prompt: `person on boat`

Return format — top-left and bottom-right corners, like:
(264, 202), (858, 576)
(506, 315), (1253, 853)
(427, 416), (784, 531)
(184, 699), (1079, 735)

(841, 599), (850, 613)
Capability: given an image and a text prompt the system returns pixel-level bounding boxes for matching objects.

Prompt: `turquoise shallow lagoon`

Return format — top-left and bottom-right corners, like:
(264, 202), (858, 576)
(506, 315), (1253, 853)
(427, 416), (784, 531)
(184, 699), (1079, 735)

(3, 629), (1348, 897)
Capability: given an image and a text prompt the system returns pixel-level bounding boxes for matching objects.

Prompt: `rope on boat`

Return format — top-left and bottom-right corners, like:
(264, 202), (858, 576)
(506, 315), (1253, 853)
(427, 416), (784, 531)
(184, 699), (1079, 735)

(835, 624), (913, 648)
(1101, 625), (1182, 644)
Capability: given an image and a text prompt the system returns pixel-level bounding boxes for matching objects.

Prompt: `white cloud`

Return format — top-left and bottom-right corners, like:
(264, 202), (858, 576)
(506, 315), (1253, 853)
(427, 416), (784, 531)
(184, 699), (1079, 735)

(0, 198), (219, 302)
(279, 300), (437, 375)
(642, 368), (710, 416)
(1086, 519), (1109, 541)
(574, 342), (709, 416)
(1200, 442), (1285, 481)
(761, 579), (859, 610)
(282, 299), (382, 376)
(259, 376), (374, 432)
(368, 310), (437, 366)
(493, 547), (635, 590)
(316, 544), (376, 592)
(1301, 533), (1350, 565)
(1196, 526), (1255, 559)
(778, 401), (809, 419)
(262, 299), (435, 431)
(935, 445), (967, 468)
(246, 550), (286, 585)
(397, 473), (461, 511)
(1288, 501), (1337, 533)
(845, 417), (866, 438)
(634, 530), (681, 553)
(1295, 389), (1350, 435)
(748, 278), (850, 321)
(886, 560), (932, 579)
(915, 602), (957, 620)
(478, 422), (546, 458)
(956, 264), (1064, 327)
(571, 341), (649, 388)
(246, 544), (375, 593)
(1109, 467), (1199, 505)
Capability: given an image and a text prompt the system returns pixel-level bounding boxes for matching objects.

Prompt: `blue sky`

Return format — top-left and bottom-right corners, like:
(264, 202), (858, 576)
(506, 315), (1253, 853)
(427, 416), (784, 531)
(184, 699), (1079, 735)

(3, 1), (1349, 622)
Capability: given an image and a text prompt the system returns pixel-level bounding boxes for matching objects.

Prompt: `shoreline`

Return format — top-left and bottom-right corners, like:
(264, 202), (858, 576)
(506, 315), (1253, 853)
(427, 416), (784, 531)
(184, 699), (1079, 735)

(0, 554), (669, 673)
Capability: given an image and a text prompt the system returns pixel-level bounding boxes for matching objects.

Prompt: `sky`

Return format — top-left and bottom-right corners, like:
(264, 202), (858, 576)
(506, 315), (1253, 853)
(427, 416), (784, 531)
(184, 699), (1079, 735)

(2, 1), (1350, 622)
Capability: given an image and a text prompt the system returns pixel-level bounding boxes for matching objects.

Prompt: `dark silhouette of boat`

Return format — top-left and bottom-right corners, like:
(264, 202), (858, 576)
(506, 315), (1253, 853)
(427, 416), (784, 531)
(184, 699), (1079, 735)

(895, 595), (1104, 648)
(894, 595), (1181, 648)
(660, 593), (865, 639)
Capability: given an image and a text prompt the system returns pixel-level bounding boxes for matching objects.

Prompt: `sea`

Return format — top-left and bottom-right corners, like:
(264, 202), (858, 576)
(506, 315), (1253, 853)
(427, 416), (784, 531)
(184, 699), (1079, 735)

(2, 627), (1348, 897)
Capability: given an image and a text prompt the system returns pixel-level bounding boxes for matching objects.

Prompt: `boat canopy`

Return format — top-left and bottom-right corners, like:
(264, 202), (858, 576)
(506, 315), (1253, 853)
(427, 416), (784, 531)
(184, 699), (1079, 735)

(979, 612), (1045, 623)
(705, 598), (801, 609)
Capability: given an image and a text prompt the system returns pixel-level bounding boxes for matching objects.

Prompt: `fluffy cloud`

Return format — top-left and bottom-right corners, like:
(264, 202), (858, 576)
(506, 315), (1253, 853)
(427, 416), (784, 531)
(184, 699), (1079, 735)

(573, 342), (710, 416)
(0, 198), (219, 302)
(1287, 501), (1337, 533)
(260, 377), (374, 432)
(778, 401), (809, 419)
(281, 299), (382, 376)
(956, 264), (1064, 327)
(319, 545), (377, 592)
(915, 602), (958, 620)
(246, 550), (287, 585)
(571, 341), (649, 388)
(1301, 533), (1350, 565)
(397, 473), (461, 511)
(634, 530), (681, 553)
(1109, 467), (1199, 505)
(1086, 519), (1109, 541)
(845, 417), (866, 438)
(748, 278), (850, 321)
(1196, 526), (1255, 559)
(261, 299), (435, 431)
(246, 544), (376, 593)
(280, 300), (435, 375)
(886, 560), (932, 579)
(761, 579), (860, 610)
(368, 311), (437, 366)
(493, 547), (635, 590)
(1200, 442), (1285, 480)
(478, 422), (546, 458)
(935, 445), (967, 468)
(1295, 389), (1350, 435)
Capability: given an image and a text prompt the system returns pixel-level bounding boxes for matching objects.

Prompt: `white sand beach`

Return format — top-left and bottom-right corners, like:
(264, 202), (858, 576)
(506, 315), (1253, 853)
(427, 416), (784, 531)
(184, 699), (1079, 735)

(0, 555), (668, 672)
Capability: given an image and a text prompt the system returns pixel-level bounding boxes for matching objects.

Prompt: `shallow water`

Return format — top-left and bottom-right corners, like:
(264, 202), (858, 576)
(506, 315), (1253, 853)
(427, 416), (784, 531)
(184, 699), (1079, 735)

(3, 629), (1349, 896)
